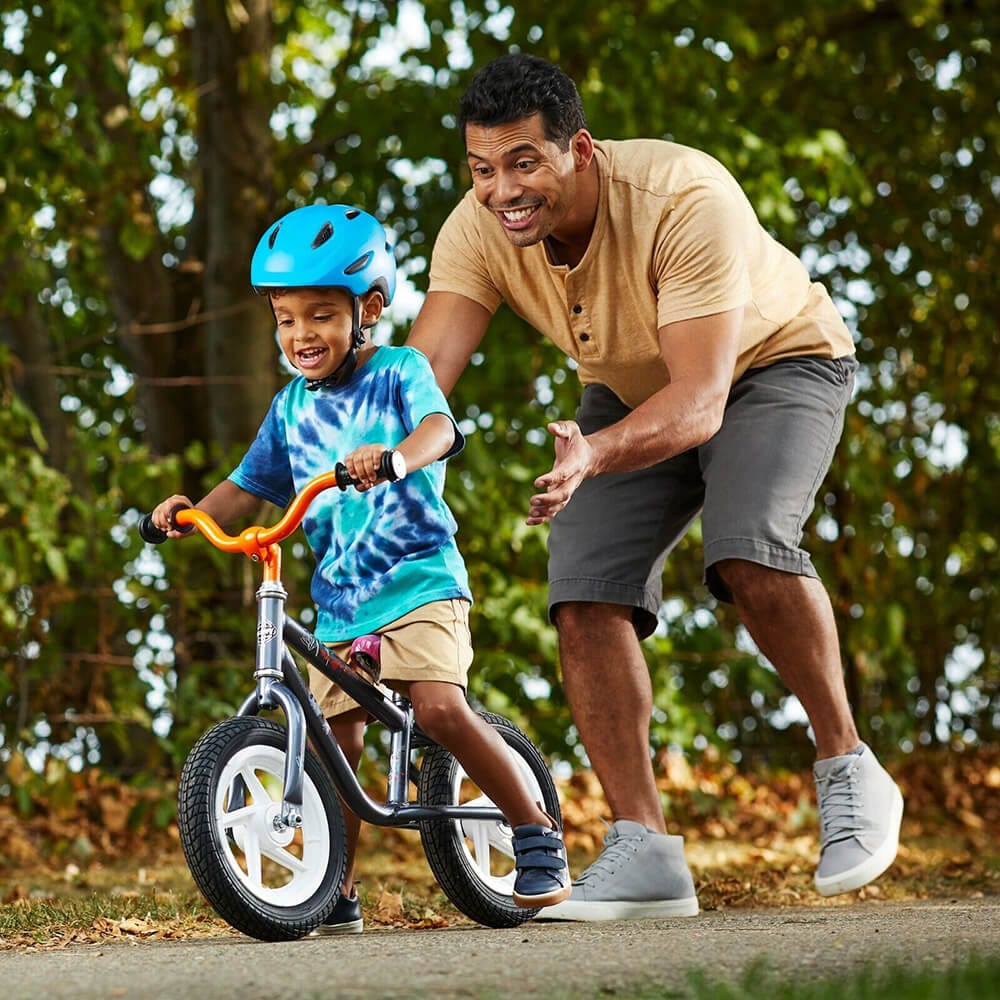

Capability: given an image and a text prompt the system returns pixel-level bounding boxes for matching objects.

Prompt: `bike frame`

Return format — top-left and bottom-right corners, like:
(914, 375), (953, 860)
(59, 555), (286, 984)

(171, 473), (506, 834)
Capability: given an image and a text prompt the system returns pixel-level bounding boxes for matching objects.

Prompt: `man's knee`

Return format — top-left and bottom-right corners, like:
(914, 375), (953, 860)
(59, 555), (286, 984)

(713, 558), (787, 606)
(553, 601), (632, 637)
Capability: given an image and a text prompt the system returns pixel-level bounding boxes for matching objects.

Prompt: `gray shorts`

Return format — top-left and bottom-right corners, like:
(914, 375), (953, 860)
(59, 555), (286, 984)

(547, 355), (858, 638)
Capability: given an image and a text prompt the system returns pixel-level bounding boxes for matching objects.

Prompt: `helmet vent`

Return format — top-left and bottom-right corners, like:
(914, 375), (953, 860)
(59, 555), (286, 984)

(344, 251), (373, 275)
(267, 225), (280, 249)
(311, 222), (334, 249)
(345, 209), (361, 220)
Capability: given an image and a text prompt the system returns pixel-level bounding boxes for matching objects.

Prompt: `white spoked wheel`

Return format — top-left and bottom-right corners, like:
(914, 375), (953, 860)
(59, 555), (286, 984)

(178, 716), (346, 940)
(418, 711), (562, 928)
(216, 743), (331, 906)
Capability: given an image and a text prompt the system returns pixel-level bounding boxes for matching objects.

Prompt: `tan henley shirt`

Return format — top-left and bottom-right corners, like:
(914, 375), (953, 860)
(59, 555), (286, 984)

(428, 138), (854, 410)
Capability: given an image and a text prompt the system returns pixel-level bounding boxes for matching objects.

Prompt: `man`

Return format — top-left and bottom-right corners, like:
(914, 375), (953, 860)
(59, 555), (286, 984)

(407, 53), (904, 921)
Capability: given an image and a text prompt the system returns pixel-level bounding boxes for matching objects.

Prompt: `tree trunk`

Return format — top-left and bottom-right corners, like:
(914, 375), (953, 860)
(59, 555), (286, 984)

(193, 0), (280, 451)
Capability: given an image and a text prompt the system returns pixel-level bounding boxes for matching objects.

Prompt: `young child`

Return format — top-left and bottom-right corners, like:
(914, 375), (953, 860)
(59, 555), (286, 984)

(150, 203), (570, 933)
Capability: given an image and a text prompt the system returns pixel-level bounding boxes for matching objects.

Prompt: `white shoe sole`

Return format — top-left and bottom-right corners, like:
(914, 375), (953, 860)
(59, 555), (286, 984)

(814, 782), (904, 897)
(514, 885), (573, 908)
(534, 895), (699, 921)
(308, 919), (363, 936)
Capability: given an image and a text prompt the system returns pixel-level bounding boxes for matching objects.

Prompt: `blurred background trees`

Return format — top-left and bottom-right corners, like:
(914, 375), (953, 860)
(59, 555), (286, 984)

(1, 0), (996, 805)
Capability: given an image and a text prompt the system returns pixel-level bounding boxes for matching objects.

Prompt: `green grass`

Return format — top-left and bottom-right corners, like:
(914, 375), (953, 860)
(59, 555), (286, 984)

(669, 955), (1000, 1000)
(0, 889), (221, 945)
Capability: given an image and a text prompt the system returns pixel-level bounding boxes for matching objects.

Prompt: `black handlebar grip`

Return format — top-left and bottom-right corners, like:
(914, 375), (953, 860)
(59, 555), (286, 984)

(335, 452), (399, 491)
(138, 513), (168, 545)
(138, 505), (194, 543)
(335, 462), (358, 490)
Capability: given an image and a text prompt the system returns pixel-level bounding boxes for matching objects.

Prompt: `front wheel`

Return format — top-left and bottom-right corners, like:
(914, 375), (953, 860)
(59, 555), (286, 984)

(177, 715), (347, 941)
(417, 711), (562, 928)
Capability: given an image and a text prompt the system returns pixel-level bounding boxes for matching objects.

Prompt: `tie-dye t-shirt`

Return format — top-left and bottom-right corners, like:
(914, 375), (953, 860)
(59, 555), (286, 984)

(229, 346), (471, 641)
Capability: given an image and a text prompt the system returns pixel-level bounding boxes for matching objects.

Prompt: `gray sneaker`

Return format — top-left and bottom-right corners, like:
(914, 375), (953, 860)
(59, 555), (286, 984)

(534, 820), (699, 921)
(813, 743), (904, 897)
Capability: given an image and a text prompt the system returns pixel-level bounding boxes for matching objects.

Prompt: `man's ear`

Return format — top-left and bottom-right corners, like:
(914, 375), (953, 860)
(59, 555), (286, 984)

(571, 129), (595, 173)
(361, 289), (384, 327)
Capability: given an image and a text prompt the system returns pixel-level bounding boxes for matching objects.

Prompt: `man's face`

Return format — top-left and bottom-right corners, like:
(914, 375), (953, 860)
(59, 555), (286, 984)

(465, 113), (579, 248)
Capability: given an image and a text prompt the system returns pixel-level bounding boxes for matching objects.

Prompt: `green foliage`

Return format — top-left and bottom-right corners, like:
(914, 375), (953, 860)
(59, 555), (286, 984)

(0, 0), (996, 797)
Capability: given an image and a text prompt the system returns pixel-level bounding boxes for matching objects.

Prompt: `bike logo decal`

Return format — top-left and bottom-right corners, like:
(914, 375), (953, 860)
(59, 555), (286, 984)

(257, 623), (277, 645)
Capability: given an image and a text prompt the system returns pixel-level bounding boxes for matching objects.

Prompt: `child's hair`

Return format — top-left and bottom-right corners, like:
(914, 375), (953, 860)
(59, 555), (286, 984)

(458, 54), (587, 150)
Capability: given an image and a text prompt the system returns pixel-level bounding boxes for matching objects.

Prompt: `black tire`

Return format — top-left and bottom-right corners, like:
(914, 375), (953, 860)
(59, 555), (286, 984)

(417, 711), (562, 928)
(177, 716), (347, 941)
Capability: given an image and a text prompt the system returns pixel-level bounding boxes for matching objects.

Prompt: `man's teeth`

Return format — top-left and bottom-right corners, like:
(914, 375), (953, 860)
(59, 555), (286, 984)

(503, 207), (535, 221)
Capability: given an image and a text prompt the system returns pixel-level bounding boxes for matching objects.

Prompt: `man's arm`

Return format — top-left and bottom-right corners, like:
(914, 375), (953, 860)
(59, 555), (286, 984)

(528, 306), (743, 524)
(406, 291), (493, 395)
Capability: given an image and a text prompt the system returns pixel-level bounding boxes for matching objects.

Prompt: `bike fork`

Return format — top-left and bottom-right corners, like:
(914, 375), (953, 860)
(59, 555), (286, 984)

(244, 579), (306, 830)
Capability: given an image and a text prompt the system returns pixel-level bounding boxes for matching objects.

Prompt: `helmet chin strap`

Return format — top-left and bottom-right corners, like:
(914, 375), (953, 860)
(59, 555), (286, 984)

(305, 298), (367, 392)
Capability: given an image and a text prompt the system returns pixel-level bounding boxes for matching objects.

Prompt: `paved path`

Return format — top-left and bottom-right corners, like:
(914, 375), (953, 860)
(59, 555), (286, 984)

(6, 897), (999, 999)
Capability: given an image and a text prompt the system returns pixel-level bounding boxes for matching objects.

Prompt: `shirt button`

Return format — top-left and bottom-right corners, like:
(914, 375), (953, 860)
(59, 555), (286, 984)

(580, 333), (591, 342)
(572, 304), (583, 314)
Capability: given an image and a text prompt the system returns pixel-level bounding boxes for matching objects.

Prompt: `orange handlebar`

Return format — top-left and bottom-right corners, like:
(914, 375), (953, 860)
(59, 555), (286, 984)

(174, 470), (341, 581)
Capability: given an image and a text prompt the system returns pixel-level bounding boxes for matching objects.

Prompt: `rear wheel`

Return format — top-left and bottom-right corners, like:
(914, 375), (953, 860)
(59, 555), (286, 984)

(417, 711), (561, 928)
(177, 715), (346, 941)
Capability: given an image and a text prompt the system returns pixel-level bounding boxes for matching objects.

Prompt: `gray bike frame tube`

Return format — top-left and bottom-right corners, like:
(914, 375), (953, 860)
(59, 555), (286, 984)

(278, 632), (507, 829)
(241, 576), (507, 829)
(281, 616), (408, 730)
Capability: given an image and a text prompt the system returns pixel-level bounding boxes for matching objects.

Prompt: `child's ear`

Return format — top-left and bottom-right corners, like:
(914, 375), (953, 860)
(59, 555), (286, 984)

(361, 290), (384, 327)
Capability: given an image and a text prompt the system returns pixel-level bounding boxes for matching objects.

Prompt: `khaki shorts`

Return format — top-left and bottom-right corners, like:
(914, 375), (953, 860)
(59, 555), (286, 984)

(310, 598), (473, 718)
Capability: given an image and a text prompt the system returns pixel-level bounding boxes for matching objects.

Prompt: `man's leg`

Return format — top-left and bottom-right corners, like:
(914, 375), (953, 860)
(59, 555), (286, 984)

(555, 602), (665, 832)
(538, 604), (700, 920)
(713, 560), (858, 758)
(701, 356), (903, 896)
(541, 384), (703, 920)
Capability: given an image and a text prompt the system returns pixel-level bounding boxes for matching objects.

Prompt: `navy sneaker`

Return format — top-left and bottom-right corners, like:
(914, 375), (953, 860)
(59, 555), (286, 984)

(512, 822), (571, 908)
(309, 891), (363, 936)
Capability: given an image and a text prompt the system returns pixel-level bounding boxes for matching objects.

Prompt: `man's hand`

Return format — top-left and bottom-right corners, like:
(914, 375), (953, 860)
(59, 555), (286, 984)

(527, 421), (594, 525)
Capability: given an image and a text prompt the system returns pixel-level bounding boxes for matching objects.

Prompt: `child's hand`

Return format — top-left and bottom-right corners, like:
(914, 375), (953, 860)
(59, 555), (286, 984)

(152, 494), (196, 538)
(344, 445), (390, 492)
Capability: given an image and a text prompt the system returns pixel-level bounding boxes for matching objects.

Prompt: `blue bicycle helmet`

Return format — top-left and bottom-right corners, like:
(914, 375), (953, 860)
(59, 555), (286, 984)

(251, 204), (397, 389)
(251, 204), (396, 305)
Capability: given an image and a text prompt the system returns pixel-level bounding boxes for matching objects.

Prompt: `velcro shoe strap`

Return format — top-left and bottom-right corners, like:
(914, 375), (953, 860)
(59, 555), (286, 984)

(513, 832), (562, 853)
(515, 854), (566, 871)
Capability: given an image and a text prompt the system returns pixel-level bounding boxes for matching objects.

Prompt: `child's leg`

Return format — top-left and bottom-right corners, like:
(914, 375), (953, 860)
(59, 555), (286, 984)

(328, 707), (367, 896)
(408, 681), (551, 828)
(409, 680), (570, 906)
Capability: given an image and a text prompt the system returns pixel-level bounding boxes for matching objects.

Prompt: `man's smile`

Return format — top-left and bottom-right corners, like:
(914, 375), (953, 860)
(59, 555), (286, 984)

(494, 202), (542, 230)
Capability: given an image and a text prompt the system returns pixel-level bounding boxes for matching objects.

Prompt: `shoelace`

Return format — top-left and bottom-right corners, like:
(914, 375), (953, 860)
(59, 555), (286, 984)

(816, 759), (860, 847)
(574, 821), (642, 885)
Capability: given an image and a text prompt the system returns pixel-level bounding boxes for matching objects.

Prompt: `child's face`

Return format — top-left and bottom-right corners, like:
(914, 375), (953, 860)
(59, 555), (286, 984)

(272, 288), (358, 381)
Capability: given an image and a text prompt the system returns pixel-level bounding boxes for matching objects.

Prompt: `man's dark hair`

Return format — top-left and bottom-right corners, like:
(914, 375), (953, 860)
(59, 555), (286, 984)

(458, 54), (587, 149)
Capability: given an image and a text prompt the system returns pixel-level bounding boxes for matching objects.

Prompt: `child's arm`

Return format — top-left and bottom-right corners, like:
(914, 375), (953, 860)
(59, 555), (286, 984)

(151, 480), (264, 538)
(344, 412), (455, 491)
